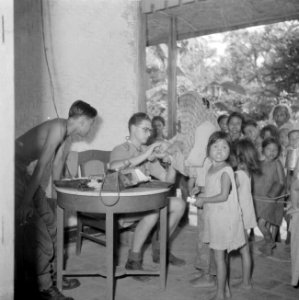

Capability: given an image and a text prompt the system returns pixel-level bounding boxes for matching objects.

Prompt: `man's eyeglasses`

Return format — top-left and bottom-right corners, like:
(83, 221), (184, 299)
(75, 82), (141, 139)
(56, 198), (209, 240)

(139, 127), (152, 134)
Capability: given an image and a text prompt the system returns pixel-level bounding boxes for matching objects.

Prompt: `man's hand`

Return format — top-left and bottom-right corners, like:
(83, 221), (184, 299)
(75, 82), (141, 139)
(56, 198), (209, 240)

(18, 201), (34, 225)
(194, 197), (205, 208)
(147, 142), (163, 161)
(190, 186), (201, 197)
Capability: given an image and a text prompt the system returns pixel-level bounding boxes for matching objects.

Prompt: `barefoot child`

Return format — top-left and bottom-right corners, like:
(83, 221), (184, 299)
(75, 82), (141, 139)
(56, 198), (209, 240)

(253, 137), (285, 255)
(234, 139), (262, 288)
(193, 131), (245, 300)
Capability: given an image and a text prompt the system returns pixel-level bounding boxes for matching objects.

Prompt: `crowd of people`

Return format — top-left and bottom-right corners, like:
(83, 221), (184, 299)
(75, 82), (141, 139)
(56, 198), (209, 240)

(185, 104), (299, 299)
(15, 100), (299, 300)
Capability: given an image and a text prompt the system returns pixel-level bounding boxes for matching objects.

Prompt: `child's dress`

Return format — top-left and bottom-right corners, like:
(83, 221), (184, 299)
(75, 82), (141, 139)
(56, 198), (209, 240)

(202, 165), (246, 252)
(235, 170), (257, 230)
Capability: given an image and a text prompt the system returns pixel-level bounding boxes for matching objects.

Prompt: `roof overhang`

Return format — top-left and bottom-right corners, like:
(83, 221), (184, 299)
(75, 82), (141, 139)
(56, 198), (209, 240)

(142, 0), (299, 46)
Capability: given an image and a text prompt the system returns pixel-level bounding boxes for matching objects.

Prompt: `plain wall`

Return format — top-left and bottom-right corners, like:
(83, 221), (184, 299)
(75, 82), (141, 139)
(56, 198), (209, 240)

(15, 0), (142, 150)
(0, 0), (15, 298)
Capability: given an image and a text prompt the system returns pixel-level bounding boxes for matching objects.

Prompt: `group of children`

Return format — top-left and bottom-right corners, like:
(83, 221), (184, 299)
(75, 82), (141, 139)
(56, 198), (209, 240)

(186, 104), (299, 300)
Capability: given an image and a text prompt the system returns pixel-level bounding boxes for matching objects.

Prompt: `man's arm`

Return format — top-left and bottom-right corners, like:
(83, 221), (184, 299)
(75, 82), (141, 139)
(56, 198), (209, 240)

(109, 142), (161, 171)
(52, 138), (72, 181)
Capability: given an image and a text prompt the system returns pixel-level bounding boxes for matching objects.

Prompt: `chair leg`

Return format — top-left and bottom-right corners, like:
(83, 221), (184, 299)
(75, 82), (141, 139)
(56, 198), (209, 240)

(76, 216), (83, 255)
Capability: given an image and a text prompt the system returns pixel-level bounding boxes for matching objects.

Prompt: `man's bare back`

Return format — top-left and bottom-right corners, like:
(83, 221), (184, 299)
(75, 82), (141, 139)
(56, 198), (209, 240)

(16, 118), (68, 165)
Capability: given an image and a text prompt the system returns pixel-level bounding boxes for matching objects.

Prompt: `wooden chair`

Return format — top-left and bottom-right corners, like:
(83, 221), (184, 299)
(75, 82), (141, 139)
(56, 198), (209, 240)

(75, 150), (111, 254)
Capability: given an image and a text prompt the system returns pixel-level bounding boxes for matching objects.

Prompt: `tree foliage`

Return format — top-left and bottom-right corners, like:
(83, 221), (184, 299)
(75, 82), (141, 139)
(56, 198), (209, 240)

(146, 21), (299, 121)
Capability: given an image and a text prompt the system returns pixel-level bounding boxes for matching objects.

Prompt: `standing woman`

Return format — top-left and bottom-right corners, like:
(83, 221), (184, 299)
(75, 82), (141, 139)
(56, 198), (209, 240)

(147, 115), (167, 144)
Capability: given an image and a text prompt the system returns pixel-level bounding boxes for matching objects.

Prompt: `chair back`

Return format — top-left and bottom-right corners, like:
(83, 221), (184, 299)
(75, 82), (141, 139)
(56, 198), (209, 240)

(77, 150), (111, 177)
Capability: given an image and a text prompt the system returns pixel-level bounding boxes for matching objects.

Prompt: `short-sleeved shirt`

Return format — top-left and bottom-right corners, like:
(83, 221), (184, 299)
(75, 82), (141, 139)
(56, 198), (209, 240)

(110, 141), (167, 181)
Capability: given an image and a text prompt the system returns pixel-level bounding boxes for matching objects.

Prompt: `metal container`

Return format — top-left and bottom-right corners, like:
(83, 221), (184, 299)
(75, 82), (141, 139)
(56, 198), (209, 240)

(286, 148), (298, 170)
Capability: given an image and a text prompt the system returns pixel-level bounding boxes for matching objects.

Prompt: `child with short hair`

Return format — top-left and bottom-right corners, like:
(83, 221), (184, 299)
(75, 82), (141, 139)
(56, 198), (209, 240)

(242, 119), (263, 159)
(253, 137), (285, 255)
(234, 139), (262, 288)
(217, 114), (229, 133)
(193, 131), (245, 299)
(260, 124), (280, 141)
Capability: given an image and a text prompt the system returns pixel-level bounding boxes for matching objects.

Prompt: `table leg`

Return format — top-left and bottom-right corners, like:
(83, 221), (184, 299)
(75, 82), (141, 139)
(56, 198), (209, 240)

(160, 205), (168, 289)
(56, 205), (64, 290)
(106, 211), (115, 300)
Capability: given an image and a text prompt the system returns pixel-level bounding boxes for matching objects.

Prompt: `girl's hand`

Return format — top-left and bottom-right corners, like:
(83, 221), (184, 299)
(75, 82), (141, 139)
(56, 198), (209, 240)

(194, 197), (205, 208)
(190, 186), (201, 197)
(18, 202), (34, 226)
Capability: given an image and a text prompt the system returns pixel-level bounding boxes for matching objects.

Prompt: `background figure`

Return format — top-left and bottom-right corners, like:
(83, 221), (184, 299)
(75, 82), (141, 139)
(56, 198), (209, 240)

(269, 104), (293, 130)
(147, 115), (167, 144)
(227, 111), (244, 143)
(242, 119), (263, 159)
(253, 137), (285, 256)
(217, 114), (229, 133)
(260, 124), (280, 141)
(234, 139), (261, 288)
(288, 161), (299, 286)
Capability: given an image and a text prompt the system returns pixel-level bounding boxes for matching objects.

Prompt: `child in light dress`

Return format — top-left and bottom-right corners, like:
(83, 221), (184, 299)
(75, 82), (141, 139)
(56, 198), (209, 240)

(253, 137), (285, 255)
(234, 139), (262, 288)
(194, 131), (245, 300)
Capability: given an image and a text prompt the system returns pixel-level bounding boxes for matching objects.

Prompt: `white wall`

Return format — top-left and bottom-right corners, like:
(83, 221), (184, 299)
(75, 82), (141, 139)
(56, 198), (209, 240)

(0, 1), (14, 299)
(15, 0), (142, 150)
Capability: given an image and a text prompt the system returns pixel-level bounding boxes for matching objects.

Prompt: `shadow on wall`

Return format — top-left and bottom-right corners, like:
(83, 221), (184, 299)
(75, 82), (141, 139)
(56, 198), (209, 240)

(14, 0), (53, 138)
(14, 0), (49, 298)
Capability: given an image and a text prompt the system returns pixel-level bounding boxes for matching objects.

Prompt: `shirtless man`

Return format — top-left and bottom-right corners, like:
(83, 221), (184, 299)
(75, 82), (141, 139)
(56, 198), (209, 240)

(15, 100), (97, 300)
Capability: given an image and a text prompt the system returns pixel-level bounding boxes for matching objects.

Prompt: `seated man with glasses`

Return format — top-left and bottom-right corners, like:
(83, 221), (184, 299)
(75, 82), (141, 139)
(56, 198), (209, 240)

(110, 112), (186, 281)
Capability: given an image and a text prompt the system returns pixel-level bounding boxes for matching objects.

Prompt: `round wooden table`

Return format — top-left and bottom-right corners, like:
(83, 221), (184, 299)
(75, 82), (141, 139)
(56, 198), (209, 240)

(55, 185), (170, 300)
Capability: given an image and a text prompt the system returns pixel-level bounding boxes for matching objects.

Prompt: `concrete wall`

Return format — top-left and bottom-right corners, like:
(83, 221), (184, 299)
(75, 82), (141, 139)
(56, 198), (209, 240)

(0, 1), (14, 299)
(15, 0), (142, 151)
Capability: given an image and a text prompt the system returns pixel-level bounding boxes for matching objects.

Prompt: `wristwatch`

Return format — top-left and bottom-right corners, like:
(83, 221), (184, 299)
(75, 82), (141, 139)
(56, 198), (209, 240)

(123, 159), (131, 168)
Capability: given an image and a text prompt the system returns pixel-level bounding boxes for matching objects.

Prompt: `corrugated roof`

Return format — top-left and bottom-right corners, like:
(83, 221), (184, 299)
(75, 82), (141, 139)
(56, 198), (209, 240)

(143, 0), (299, 45)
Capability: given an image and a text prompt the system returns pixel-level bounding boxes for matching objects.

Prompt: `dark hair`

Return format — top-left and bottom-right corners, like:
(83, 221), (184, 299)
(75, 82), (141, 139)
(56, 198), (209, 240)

(273, 105), (290, 122)
(227, 111), (244, 126)
(217, 114), (229, 125)
(288, 129), (299, 139)
(152, 115), (165, 126)
(234, 139), (262, 175)
(262, 137), (281, 159)
(68, 100), (97, 119)
(206, 131), (232, 162)
(242, 119), (258, 134)
(128, 112), (151, 132)
(260, 124), (279, 140)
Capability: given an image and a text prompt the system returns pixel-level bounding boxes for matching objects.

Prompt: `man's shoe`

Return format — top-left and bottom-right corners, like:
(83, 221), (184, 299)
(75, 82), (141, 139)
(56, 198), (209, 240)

(125, 259), (152, 282)
(152, 250), (186, 266)
(40, 286), (74, 300)
(62, 277), (80, 290)
(190, 274), (216, 288)
(169, 252), (186, 266)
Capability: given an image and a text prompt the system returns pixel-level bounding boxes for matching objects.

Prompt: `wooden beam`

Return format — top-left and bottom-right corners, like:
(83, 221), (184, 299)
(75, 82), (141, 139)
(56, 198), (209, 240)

(167, 16), (177, 138)
(137, 5), (147, 113)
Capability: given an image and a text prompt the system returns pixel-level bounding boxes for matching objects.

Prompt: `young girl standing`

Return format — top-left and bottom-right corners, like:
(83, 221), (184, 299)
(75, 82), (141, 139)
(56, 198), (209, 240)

(234, 139), (262, 288)
(194, 131), (245, 300)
